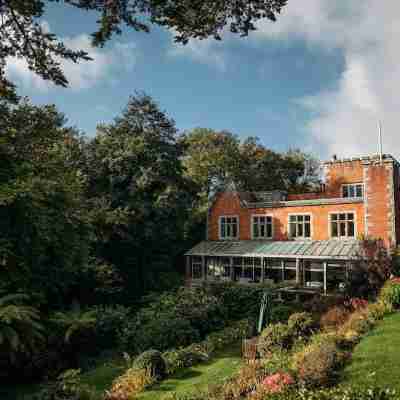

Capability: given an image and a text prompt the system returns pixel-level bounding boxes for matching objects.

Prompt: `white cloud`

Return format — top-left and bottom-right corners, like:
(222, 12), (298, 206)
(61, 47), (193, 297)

(168, 36), (227, 71)
(255, 0), (400, 159)
(6, 24), (138, 91)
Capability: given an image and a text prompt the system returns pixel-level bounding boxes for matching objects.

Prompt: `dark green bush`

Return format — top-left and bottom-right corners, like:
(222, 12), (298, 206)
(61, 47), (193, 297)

(132, 350), (166, 379)
(205, 283), (266, 321)
(30, 369), (97, 400)
(271, 304), (295, 323)
(93, 305), (130, 349)
(163, 348), (209, 375)
(120, 316), (200, 354)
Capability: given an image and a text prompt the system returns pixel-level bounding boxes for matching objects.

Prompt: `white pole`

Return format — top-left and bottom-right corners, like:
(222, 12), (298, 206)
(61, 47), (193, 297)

(378, 120), (383, 164)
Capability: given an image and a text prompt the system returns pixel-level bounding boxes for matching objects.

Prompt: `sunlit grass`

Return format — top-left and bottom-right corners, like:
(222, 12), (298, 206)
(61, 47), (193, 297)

(342, 312), (400, 390)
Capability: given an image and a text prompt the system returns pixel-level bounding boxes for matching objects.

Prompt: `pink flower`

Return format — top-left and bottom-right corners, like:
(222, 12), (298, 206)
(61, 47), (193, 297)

(262, 372), (294, 393)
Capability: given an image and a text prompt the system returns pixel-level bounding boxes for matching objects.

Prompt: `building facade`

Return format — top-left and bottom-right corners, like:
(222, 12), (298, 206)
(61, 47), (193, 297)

(185, 154), (400, 294)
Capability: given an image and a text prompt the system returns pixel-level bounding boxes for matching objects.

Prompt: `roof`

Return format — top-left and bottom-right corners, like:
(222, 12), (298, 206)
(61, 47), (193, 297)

(185, 240), (361, 260)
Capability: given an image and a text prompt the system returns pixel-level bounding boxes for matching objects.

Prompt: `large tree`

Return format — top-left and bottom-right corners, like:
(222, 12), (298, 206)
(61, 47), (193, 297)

(0, 98), (91, 308)
(84, 93), (195, 301)
(0, 0), (287, 98)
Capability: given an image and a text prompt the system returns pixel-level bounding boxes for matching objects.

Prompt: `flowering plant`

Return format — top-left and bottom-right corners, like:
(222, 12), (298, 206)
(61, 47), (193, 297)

(348, 298), (369, 311)
(262, 372), (294, 393)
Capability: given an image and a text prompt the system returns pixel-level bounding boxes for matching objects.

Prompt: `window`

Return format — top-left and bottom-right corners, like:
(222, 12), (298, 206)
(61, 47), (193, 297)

(330, 212), (355, 238)
(252, 215), (273, 239)
(289, 214), (311, 239)
(342, 183), (363, 198)
(191, 256), (203, 280)
(219, 216), (238, 240)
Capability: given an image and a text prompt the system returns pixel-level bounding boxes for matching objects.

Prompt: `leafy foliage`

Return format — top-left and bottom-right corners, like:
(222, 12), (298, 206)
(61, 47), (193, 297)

(0, 99), (91, 308)
(84, 93), (193, 303)
(350, 239), (392, 299)
(132, 350), (166, 379)
(0, 293), (44, 363)
(31, 368), (97, 400)
(0, 0), (287, 96)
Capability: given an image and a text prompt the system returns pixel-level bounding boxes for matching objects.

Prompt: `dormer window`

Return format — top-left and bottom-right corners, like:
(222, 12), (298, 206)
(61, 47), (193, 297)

(342, 183), (363, 198)
(219, 216), (239, 240)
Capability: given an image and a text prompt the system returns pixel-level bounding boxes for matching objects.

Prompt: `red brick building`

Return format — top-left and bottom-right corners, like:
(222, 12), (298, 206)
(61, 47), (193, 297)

(185, 154), (400, 294)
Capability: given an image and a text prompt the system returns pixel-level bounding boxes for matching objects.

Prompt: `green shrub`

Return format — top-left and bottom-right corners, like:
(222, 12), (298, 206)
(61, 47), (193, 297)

(120, 316), (200, 354)
(288, 312), (314, 338)
(163, 347), (209, 375)
(271, 305), (295, 323)
(291, 339), (346, 388)
(132, 350), (166, 379)
(258, 323), (293, 357)
(379, 280), (400, 310)
(93, 305), (130, 349)
(31, 369), (97, 400)
(366, 302), (389, 322)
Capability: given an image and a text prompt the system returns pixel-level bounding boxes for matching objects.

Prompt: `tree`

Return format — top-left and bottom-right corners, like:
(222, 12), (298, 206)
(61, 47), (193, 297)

(237, 139), (320, 192)
(0, 293), (44, 364)
(0, 0), (287, 97)
(84, 93), (194, 301)
(0, 98), (91, 308)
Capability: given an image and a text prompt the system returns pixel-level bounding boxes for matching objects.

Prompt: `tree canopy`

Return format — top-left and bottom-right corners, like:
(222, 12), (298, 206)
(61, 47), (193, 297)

(0, 0), (287, 98)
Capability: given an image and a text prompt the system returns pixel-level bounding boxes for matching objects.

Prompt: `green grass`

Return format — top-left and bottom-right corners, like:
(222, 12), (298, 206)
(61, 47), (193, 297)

(136, 343), (243, 400)
(342, 312), (400, 390)
(80, 355), (126, 397)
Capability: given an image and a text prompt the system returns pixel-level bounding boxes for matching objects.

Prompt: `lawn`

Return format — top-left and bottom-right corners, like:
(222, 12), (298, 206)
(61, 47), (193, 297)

(342, 312), (400, 390)
(137, 343), (243, 400)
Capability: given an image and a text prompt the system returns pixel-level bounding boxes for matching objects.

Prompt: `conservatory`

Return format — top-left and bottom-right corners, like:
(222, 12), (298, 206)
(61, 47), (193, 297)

(185, 240), (360, 295)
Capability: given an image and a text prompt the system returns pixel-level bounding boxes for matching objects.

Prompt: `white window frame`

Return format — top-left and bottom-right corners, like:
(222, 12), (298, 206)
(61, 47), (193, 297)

(329, 211), (357, 239)
(219, 215), (239, 240)
(251, 214), (273, 240)
(342, 183), (364, 199)
(191, 256), (203, 280)
(288, 213), (313, 240)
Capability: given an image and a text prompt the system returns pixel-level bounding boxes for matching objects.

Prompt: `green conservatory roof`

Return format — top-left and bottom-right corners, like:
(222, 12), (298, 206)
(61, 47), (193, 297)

(185, 240), (361, 260)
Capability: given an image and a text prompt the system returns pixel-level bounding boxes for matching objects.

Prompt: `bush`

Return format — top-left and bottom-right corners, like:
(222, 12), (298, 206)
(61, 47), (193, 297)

(31, 369), (97, 400)
(258, 323), (293, 357)
(366, 302), (389, 322)
(339, 309), (374, 339)
(271, 305), (295, 323)
(320, 306), (350, 331)
(379, 280), (400, 310)
(262, 372), (295, 394)
(132, 350), (166, 379)
(292, 339), (346, 387)
(92, 305), (130, 349)
(105, 367), (154, 400)
(163, 347), (209, 375)
(162, 319), (252, 375)
(120, 316), (200, 354)
(287, 312), (314, 338)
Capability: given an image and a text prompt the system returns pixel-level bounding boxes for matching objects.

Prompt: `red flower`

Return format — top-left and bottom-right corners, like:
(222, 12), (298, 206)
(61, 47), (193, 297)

(262, 372), (294, 393)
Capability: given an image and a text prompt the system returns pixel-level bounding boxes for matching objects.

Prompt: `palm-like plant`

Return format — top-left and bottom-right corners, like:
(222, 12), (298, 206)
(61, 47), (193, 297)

(0, 293), (45, 362)
(52, 308), (97, 344)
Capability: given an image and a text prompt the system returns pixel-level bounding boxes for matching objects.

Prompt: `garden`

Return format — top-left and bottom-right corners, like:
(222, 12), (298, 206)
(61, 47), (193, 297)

(4, 270), (399, 400)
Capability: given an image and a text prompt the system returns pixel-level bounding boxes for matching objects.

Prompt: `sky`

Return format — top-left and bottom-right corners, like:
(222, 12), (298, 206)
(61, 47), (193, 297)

(5, 1), (399, 160)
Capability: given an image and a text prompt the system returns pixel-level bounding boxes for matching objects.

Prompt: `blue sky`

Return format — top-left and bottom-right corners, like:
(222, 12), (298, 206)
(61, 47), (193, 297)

(6, 1), (398, 160)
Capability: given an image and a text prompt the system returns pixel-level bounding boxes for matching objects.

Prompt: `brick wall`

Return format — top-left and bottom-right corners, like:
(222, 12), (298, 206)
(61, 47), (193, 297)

(207, 157), (400, 247)
(208, 191), (365, 241)
(324, 159), (364, 197)
(364, 159), (397, 247)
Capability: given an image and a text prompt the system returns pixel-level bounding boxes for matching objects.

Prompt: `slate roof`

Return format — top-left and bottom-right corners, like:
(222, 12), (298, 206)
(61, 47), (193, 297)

(185, 240), (361, 260)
